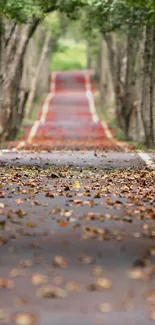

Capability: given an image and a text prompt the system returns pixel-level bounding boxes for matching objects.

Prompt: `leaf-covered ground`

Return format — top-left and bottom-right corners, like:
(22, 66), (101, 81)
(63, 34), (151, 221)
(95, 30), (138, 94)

(0, 163), (154, 324)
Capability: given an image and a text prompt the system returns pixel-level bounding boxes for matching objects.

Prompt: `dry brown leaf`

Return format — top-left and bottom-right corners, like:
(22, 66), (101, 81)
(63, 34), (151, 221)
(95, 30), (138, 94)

(13, 313), (38, 325)
(53, 256), (68, 268)
(0, 203), (5, 208)
(96, 277), (112, 290)
(31, 274), (48, 285)
(150, 246), (155, 256)
(127, 268), (143, 280)
(15, 199), (25, 205)
(15, 209), (27, 218)
(45, 192), (55, 198)
(73, 181), (81, 189)
(0, 278), (14, 288)
(10, 269), (26, 277)
(78, 254), (95, 264)
(149, 310), (155, 321)
(37, 285), (68, 298)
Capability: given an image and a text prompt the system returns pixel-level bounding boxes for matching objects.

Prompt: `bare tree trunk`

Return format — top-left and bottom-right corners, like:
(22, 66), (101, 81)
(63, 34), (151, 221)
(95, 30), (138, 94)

(86, 40), (92, 70)
(104, 33), (126, 129)
(0, 20), (39, 141)
(99, 37), (104, 108)
(0, 17), (4, 116)
(25, 31), (51, 119)
(141, 24), (154, 147)
(122, 31), (139, 135)
(151, 26), (155, 145)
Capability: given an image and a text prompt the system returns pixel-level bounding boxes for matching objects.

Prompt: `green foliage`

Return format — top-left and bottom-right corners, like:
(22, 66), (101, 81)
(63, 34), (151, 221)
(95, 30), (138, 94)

(85, 0), (150, 34)
(51, 41), (87, 71)
(0, 0), (86, 23)
(0, 0), (42, 22)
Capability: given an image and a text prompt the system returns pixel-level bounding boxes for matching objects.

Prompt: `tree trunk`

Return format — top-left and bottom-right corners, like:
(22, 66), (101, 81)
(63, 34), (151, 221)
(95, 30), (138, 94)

(86, 40), (92, 70)
(104, 33), (126, 129)
(0, 17), (4, 116)
(25, 31), (51, 119)
(0, 20), (39, 141)
(151, 26), (155, 145)
(122, 31), (139, 135)
(141, 25), (154, 147)
(99, 37), (104, 108)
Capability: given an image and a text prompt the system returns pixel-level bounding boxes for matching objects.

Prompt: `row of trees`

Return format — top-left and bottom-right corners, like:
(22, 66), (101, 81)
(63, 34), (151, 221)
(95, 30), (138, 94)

(0, 0), (155, 147)
(84, 0), (155, 147)
(0, 0), (84, 142)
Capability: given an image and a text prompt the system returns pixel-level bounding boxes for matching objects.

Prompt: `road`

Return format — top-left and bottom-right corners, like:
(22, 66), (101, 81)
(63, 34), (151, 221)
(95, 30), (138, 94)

(17, 70), (127, 150)
(0, 71), (154, 325)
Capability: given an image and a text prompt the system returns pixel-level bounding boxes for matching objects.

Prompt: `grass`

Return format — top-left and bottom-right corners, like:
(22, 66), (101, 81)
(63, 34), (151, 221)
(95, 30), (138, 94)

(51, 41), (87, 71)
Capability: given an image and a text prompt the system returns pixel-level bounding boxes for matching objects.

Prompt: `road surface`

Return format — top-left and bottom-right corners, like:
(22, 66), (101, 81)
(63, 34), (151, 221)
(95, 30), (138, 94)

(0, 71), (154, 325)
(16, 71), (127, 151)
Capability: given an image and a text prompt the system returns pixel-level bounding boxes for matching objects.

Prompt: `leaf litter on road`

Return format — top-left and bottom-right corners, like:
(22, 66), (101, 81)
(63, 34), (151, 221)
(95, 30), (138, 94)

(0, 164), (154, 320)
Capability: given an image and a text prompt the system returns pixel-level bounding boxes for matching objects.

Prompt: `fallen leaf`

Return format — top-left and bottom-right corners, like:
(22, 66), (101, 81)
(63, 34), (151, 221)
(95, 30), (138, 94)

(73, 181), (81, 189)
(0, 278), (14, 289)
(37, 285), (67, 298)
(13, 313), (38, 325)
(96, 277), (112, 290)
(0, 203), (5, 208)
(58, 221), (68, 228)
(31, 274), (48, 285)
(15, 199), (25, 205)
(0, 219), (6, 230)
(45, 192), (55, 198)
(150, 246), (155, 256)
(10, 269), (26, 277)
(53, 256), (68, 268)
(50, 172), (60, 179)
(78, 255), (95, 264)
(127, 268), (143, 279)
(15, 209), (27, 218)
(149, 310), (155, 321)
(26, 222), (36, 228)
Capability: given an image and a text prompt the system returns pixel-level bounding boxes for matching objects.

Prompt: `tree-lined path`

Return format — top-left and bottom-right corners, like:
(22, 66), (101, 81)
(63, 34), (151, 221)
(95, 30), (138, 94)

(18, 71), (121, 151)
(0, 70), (155, 325)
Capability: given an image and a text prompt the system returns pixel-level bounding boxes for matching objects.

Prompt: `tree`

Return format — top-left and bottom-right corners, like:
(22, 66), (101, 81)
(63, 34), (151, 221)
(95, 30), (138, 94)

(84, 0), (155, 146)
(0, 0), (85, 142)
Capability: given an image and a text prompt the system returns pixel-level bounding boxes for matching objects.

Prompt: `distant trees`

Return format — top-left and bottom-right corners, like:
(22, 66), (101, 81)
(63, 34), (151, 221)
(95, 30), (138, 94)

(0, 0), (84, 142)
(0, 0), (155, 147)
(84, 0), (155, 147)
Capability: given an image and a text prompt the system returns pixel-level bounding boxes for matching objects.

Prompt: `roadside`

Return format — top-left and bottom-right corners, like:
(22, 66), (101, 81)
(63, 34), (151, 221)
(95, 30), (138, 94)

(94, 84), (155, 153)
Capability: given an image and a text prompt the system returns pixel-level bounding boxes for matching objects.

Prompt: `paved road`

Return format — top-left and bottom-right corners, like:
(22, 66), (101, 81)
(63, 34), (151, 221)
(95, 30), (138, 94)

(0, 154), (154, 324)
(0, 71), (154, 324)
(16, 71), (127, 151)
(0, 150), (155, 169)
